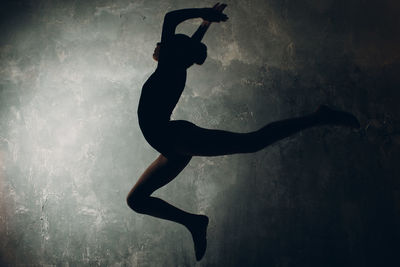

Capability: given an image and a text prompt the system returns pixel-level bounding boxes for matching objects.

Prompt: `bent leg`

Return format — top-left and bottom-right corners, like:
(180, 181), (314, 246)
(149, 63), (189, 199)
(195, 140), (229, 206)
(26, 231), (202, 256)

(166, 106), (359, 157)
(127, 154), (196, 226)
(127, 154), (209, 260)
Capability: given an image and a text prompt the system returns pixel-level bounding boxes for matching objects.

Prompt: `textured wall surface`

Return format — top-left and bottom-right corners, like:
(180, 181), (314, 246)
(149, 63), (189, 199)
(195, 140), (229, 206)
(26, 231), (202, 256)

(1, 0), (399, 266)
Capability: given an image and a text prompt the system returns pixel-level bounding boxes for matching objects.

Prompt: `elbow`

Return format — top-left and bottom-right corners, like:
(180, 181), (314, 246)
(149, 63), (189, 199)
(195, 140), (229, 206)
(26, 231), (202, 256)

(164, 11), (175, 22)
(164, 10), (187, 23)
(163, 12), (174, 29)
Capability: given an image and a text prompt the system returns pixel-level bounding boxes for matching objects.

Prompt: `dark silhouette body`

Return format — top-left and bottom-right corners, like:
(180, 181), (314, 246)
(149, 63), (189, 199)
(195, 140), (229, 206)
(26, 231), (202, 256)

(127, 5), (359, 261)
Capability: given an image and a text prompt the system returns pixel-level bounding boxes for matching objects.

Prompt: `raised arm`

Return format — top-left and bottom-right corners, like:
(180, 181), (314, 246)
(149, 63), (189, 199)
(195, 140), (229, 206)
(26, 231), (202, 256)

(191, 21), (211, 42)
(161, 9), (205, 43)
(191, 3), (227, 42)
(161, 5), (228, 43)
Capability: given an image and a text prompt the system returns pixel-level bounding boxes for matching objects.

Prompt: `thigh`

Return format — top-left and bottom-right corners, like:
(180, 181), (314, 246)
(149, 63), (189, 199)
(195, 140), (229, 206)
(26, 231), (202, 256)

(129, 153), (192, 198)
(165, 120), (248, 156)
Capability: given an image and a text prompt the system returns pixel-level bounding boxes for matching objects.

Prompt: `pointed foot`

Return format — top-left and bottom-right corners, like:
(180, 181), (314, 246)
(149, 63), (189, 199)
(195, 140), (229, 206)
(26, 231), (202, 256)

(188, 215), (209, 261)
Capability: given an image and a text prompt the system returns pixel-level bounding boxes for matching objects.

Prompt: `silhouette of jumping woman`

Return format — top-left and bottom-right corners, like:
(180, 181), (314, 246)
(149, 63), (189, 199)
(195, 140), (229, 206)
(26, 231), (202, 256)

(127, 3), (360, 261)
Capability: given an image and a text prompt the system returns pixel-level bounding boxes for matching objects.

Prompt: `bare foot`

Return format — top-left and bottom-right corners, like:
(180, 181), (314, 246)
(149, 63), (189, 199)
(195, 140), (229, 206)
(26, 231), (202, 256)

(315, 105), (360, 128)
(187, 215), (209, 261)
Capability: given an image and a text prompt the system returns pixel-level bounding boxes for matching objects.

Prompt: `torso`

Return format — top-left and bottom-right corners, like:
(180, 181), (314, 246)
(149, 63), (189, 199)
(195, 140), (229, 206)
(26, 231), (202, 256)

(137, 35), (191, 155)
(137, 66), (187, 128)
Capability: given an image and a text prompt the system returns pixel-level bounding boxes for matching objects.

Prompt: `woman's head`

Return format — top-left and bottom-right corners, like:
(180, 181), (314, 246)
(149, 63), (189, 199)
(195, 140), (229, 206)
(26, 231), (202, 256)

(153, 34), (207, 67)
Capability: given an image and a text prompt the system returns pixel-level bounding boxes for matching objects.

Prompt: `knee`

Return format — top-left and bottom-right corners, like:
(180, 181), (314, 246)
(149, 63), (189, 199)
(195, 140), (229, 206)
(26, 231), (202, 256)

(126, 192), (147, 213)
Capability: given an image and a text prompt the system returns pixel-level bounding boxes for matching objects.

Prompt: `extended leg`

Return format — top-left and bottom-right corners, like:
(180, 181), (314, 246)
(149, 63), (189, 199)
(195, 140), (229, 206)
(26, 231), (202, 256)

(166, 105), (359, 156)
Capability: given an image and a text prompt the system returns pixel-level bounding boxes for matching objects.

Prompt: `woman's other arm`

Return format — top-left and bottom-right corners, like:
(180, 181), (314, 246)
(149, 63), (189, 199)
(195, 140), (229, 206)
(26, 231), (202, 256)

(191, 3), (227, 42)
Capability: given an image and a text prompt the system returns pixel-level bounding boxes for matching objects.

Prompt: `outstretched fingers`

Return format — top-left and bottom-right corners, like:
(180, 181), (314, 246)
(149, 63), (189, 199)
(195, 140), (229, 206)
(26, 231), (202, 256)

(212, 2), (220, 9)
(215, 3), (227, 12)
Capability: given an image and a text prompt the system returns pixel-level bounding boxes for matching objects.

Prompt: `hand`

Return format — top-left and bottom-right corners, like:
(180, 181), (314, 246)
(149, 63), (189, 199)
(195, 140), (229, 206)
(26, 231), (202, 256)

(202, 3), (228, 23)
(212, 3), (227, 13)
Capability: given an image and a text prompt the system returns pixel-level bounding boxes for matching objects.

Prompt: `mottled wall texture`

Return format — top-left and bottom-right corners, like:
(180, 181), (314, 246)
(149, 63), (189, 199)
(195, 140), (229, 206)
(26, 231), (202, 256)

(1, 0), (399, 266)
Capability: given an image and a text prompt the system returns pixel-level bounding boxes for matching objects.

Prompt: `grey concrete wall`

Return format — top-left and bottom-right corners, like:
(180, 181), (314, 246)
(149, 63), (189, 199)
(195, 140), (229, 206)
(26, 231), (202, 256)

(1, 0), (399, 266)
